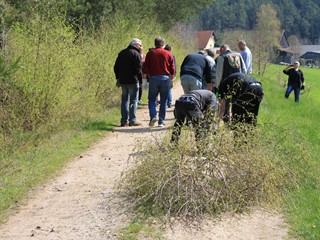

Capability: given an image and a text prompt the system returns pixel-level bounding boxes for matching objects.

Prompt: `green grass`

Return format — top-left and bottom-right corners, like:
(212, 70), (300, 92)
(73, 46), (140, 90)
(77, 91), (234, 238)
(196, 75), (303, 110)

(258, 65), (320, 239)
(0, 108), (120, 222)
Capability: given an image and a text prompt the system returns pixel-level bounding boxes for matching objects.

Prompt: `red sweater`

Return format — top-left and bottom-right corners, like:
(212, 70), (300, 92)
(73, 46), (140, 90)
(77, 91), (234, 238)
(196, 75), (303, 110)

(143, 47), (175, 76)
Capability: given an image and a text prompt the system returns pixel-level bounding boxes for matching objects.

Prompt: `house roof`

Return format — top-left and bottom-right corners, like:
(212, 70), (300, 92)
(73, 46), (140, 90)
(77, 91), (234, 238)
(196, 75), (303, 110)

(300, 51), (320, 59)
(279, 47), (297, 54)
(194, 30), (215, 49)
(279, 30), (290, 48)
(299, 45), (320, 55)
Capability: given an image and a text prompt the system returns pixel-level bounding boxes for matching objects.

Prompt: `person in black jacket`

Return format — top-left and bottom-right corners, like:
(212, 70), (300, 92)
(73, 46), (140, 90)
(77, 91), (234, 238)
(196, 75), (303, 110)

(114, 38), (143, 127)
(171, 90), (217, 143)
(218, 72), (263, 127)
(180, 54), (213, 93)
(283, 61), (305, 103)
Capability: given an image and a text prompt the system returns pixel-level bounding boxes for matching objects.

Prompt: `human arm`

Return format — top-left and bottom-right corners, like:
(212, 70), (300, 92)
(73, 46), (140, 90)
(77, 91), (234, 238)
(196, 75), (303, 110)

(283, 65), (293, 74)
(239, 54), (247, 75)
(215, 56), (224, 88)
(218, 98), (226, 121)
(300, 70), (305, 89)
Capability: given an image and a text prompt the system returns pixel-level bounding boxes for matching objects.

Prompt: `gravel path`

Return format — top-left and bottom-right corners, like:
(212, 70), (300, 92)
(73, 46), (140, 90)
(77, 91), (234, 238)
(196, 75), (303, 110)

(0, 81), (289, 239)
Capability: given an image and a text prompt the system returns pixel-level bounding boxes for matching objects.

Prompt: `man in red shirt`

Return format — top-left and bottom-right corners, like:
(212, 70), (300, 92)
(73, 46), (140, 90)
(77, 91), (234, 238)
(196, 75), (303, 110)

(143, 37), (175, 127)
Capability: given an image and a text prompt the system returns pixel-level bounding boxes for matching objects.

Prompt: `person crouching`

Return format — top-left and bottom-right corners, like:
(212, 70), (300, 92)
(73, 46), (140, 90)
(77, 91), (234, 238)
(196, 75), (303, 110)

(171, 90), (217, 143)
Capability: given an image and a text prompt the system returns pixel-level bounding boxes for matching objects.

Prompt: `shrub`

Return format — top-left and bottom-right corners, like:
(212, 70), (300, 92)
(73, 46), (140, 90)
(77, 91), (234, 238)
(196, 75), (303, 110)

(117, 122), (306, 222)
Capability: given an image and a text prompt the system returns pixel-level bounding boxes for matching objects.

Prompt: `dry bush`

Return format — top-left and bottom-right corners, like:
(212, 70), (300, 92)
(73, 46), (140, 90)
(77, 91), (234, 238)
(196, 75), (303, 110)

(117, 123), (301, 222)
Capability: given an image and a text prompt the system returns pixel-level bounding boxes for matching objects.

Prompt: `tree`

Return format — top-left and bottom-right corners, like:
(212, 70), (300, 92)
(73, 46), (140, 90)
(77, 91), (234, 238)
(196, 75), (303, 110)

(253, 4), (281, 75)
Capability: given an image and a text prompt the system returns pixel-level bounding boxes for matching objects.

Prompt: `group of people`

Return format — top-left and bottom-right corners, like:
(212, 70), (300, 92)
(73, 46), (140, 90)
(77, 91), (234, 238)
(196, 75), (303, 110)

(114, 36), (304, 143)
(114, 36), (176, 127)
(171, 41), (263, 142)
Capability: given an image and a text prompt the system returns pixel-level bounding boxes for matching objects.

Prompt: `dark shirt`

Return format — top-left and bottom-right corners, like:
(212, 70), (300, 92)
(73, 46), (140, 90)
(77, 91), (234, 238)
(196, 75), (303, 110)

(114, 45), (142, 84)
(219, 72), (261, 99)
(180, 54), (212, 84)
(143, 47), (175, 76)
(283, 68), (304, 87)
(180, 89), (216, 111)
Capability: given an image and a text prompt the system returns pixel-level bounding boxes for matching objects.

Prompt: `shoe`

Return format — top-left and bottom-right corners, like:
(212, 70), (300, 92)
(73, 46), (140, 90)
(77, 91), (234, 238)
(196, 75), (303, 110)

(149, 118), (157, 127)
(158, 123), (165, 127)
(120, 123), (128, 127)
(129, 121), (142, 126)
(138, 100), (143, 105)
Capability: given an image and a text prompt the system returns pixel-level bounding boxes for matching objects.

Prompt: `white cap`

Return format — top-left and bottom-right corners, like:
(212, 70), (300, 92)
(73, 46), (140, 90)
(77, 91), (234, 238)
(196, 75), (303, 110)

(130, 38), (142, 46)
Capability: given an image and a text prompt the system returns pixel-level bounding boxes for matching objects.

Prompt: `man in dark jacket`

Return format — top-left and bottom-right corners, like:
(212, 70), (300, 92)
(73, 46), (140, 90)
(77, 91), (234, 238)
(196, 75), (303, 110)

(114, 38), (143, 127)
(171, 90), (217, 143)
(180, 53), (213, 93)
(218, 72), (263, 127)
(283, 61), (305, 102)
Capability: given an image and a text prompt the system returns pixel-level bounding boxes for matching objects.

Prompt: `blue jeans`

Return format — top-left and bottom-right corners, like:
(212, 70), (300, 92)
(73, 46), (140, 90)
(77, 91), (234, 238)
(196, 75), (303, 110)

(148, 75), (170, 125)
(285, 85), (300, 102)
(180, 74), (202, 93)
(167, 88), (172, 107)
(121, 83), (139, 124)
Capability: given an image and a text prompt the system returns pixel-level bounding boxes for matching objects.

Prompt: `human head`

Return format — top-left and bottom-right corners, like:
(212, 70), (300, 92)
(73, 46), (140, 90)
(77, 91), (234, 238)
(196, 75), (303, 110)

(238, 40), (247, 51)
(219, 44), (230, 54)
(198, 50), (208, 56)
(205, 48), (215, 58)
(164, 44), (172, 51)
(293, 61), (300, 69)
(155, 37), (165, 48)
(130, 38), (142, 51)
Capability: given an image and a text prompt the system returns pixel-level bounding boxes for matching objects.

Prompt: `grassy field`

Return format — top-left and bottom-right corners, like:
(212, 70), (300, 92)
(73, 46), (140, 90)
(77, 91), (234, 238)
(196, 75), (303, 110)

(258, 64), (320, 239)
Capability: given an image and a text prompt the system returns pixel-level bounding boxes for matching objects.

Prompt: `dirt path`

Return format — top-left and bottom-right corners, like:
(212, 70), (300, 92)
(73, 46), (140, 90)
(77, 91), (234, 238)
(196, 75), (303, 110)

(0, 81), (289, 239)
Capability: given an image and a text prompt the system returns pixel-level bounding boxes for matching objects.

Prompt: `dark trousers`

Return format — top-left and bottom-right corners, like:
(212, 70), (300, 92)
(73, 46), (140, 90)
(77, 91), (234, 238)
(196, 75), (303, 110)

(171, 98), (210, 143)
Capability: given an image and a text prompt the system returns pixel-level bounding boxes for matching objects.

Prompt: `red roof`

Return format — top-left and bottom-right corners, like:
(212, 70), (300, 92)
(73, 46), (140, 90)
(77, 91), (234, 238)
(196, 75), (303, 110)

(194, 31), (214, 49)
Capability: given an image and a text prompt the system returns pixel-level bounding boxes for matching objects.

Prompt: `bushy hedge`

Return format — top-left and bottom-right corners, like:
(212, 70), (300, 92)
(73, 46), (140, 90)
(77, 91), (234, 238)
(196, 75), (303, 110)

(117, 123), (308, 221)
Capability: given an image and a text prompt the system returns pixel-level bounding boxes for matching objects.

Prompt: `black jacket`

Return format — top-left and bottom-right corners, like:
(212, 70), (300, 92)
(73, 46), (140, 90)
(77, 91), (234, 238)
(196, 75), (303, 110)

(283, 68), (304, 87)
(114, 45), (142, 84)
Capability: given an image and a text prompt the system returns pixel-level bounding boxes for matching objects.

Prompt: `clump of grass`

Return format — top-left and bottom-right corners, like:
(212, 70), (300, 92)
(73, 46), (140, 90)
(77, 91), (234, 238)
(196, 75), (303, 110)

(117, 122), (305, 222)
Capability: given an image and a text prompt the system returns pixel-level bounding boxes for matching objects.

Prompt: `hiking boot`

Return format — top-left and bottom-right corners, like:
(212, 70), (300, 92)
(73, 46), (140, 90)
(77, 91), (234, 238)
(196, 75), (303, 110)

(149, 118), (157, 127)
(129, 121), (142, 126)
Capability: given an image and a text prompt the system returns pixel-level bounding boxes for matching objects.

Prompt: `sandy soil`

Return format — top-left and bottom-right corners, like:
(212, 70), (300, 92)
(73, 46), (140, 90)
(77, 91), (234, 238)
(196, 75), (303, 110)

(0, 81), (289, 239)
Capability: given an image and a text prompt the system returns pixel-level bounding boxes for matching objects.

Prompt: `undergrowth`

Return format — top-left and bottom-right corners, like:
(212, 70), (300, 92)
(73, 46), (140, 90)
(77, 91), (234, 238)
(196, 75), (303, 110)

(117, 121), (309, 223)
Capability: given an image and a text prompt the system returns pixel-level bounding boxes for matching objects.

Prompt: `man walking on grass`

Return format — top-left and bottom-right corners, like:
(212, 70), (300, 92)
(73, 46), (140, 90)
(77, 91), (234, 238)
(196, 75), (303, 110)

(114, 38), (143, 127)
(143, 37), (175, 127)
(283, 61), (305, 103)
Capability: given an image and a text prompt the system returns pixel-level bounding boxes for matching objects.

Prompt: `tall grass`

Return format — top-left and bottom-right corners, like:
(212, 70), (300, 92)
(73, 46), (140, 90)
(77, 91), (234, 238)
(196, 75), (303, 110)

(259, 65), (320, 239)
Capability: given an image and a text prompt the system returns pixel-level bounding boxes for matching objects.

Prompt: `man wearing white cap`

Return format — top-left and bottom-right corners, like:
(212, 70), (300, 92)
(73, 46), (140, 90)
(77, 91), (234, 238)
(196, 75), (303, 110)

(114, 38), (143, 126)
(283, 61), (305, 103)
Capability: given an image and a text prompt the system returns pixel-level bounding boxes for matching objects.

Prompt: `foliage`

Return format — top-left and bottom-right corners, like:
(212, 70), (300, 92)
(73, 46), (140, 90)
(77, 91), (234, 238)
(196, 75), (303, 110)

(199, 0), (320, 44)
(253, 4), (281, 75)
(117, 122), (304, 222)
